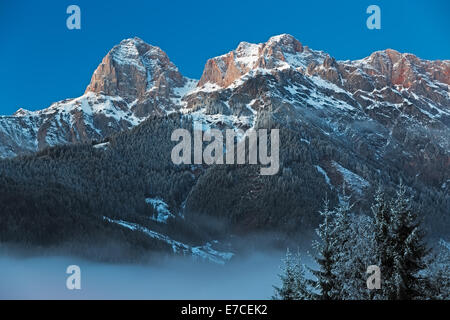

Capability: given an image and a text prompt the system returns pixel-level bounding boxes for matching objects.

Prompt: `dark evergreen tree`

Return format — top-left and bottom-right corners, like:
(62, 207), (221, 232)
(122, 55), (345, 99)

(390, 185), (430, 300)
(309, 199), (339, 300)
(273, 248), (310, 300)
(272, 248), (298, 300)
(372, 184), (431, 300)
(371, 187), (395, 299)
(332, 190), (374, 299)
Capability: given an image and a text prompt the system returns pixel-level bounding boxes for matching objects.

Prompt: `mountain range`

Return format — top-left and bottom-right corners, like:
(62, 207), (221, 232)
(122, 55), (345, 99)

(0, 34), (448, 261)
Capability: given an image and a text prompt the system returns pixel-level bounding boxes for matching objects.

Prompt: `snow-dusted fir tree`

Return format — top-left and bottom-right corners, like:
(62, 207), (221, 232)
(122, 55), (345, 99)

(389, 185), (430, 300)
(330, 186), (375, 300)
(273, 248), (298, 300)
(335, 213), (376, 299)
(273, 248), (311, 300)
(347, 214), (377, 299)
(330, 190), (354, 299)
(309, 198), (339, 300)
(371, 186), (395, 299)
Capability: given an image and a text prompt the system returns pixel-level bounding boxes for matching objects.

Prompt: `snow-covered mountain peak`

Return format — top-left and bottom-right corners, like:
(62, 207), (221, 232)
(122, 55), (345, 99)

(13, 108), (32, 117)
(265, 33), (303, 53)
(85, 37), (186, 103)
(110, 37), (145, 67)
(197, 34), (328, 89)
(111, 37), (178, 74)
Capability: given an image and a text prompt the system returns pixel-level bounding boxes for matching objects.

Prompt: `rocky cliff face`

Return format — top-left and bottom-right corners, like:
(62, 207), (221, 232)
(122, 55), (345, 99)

(85, 37), (193, 117)
(85, 37), (186, 100)
(197, 34), (306, 88)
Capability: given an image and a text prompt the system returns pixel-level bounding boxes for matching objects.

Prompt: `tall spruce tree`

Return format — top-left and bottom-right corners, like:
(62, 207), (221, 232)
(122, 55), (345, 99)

(347, 213), (377, 300)
(371, 187), (395, 299)
(273, 248), (310, 300)
(332, 191), (375, 299)
(372, 185), (431, 299)
(389, 185), (430, 300)
(331, 191), (353, 298)
(309, 198), (339, 300)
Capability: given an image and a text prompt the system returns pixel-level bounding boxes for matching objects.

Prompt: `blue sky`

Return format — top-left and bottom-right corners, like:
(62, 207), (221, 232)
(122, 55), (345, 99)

(0, 0), (449, 114)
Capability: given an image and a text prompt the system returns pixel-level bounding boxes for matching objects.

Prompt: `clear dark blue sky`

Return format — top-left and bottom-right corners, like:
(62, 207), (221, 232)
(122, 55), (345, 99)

(0, 0), (449, 114)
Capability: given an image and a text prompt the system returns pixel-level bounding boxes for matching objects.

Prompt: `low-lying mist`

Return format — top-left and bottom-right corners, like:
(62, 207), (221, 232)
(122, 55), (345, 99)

(0, 249), (311, 300)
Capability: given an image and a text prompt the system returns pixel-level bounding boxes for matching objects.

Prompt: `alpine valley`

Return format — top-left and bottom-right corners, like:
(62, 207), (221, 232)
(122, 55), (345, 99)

(0, 34), (449, 262)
